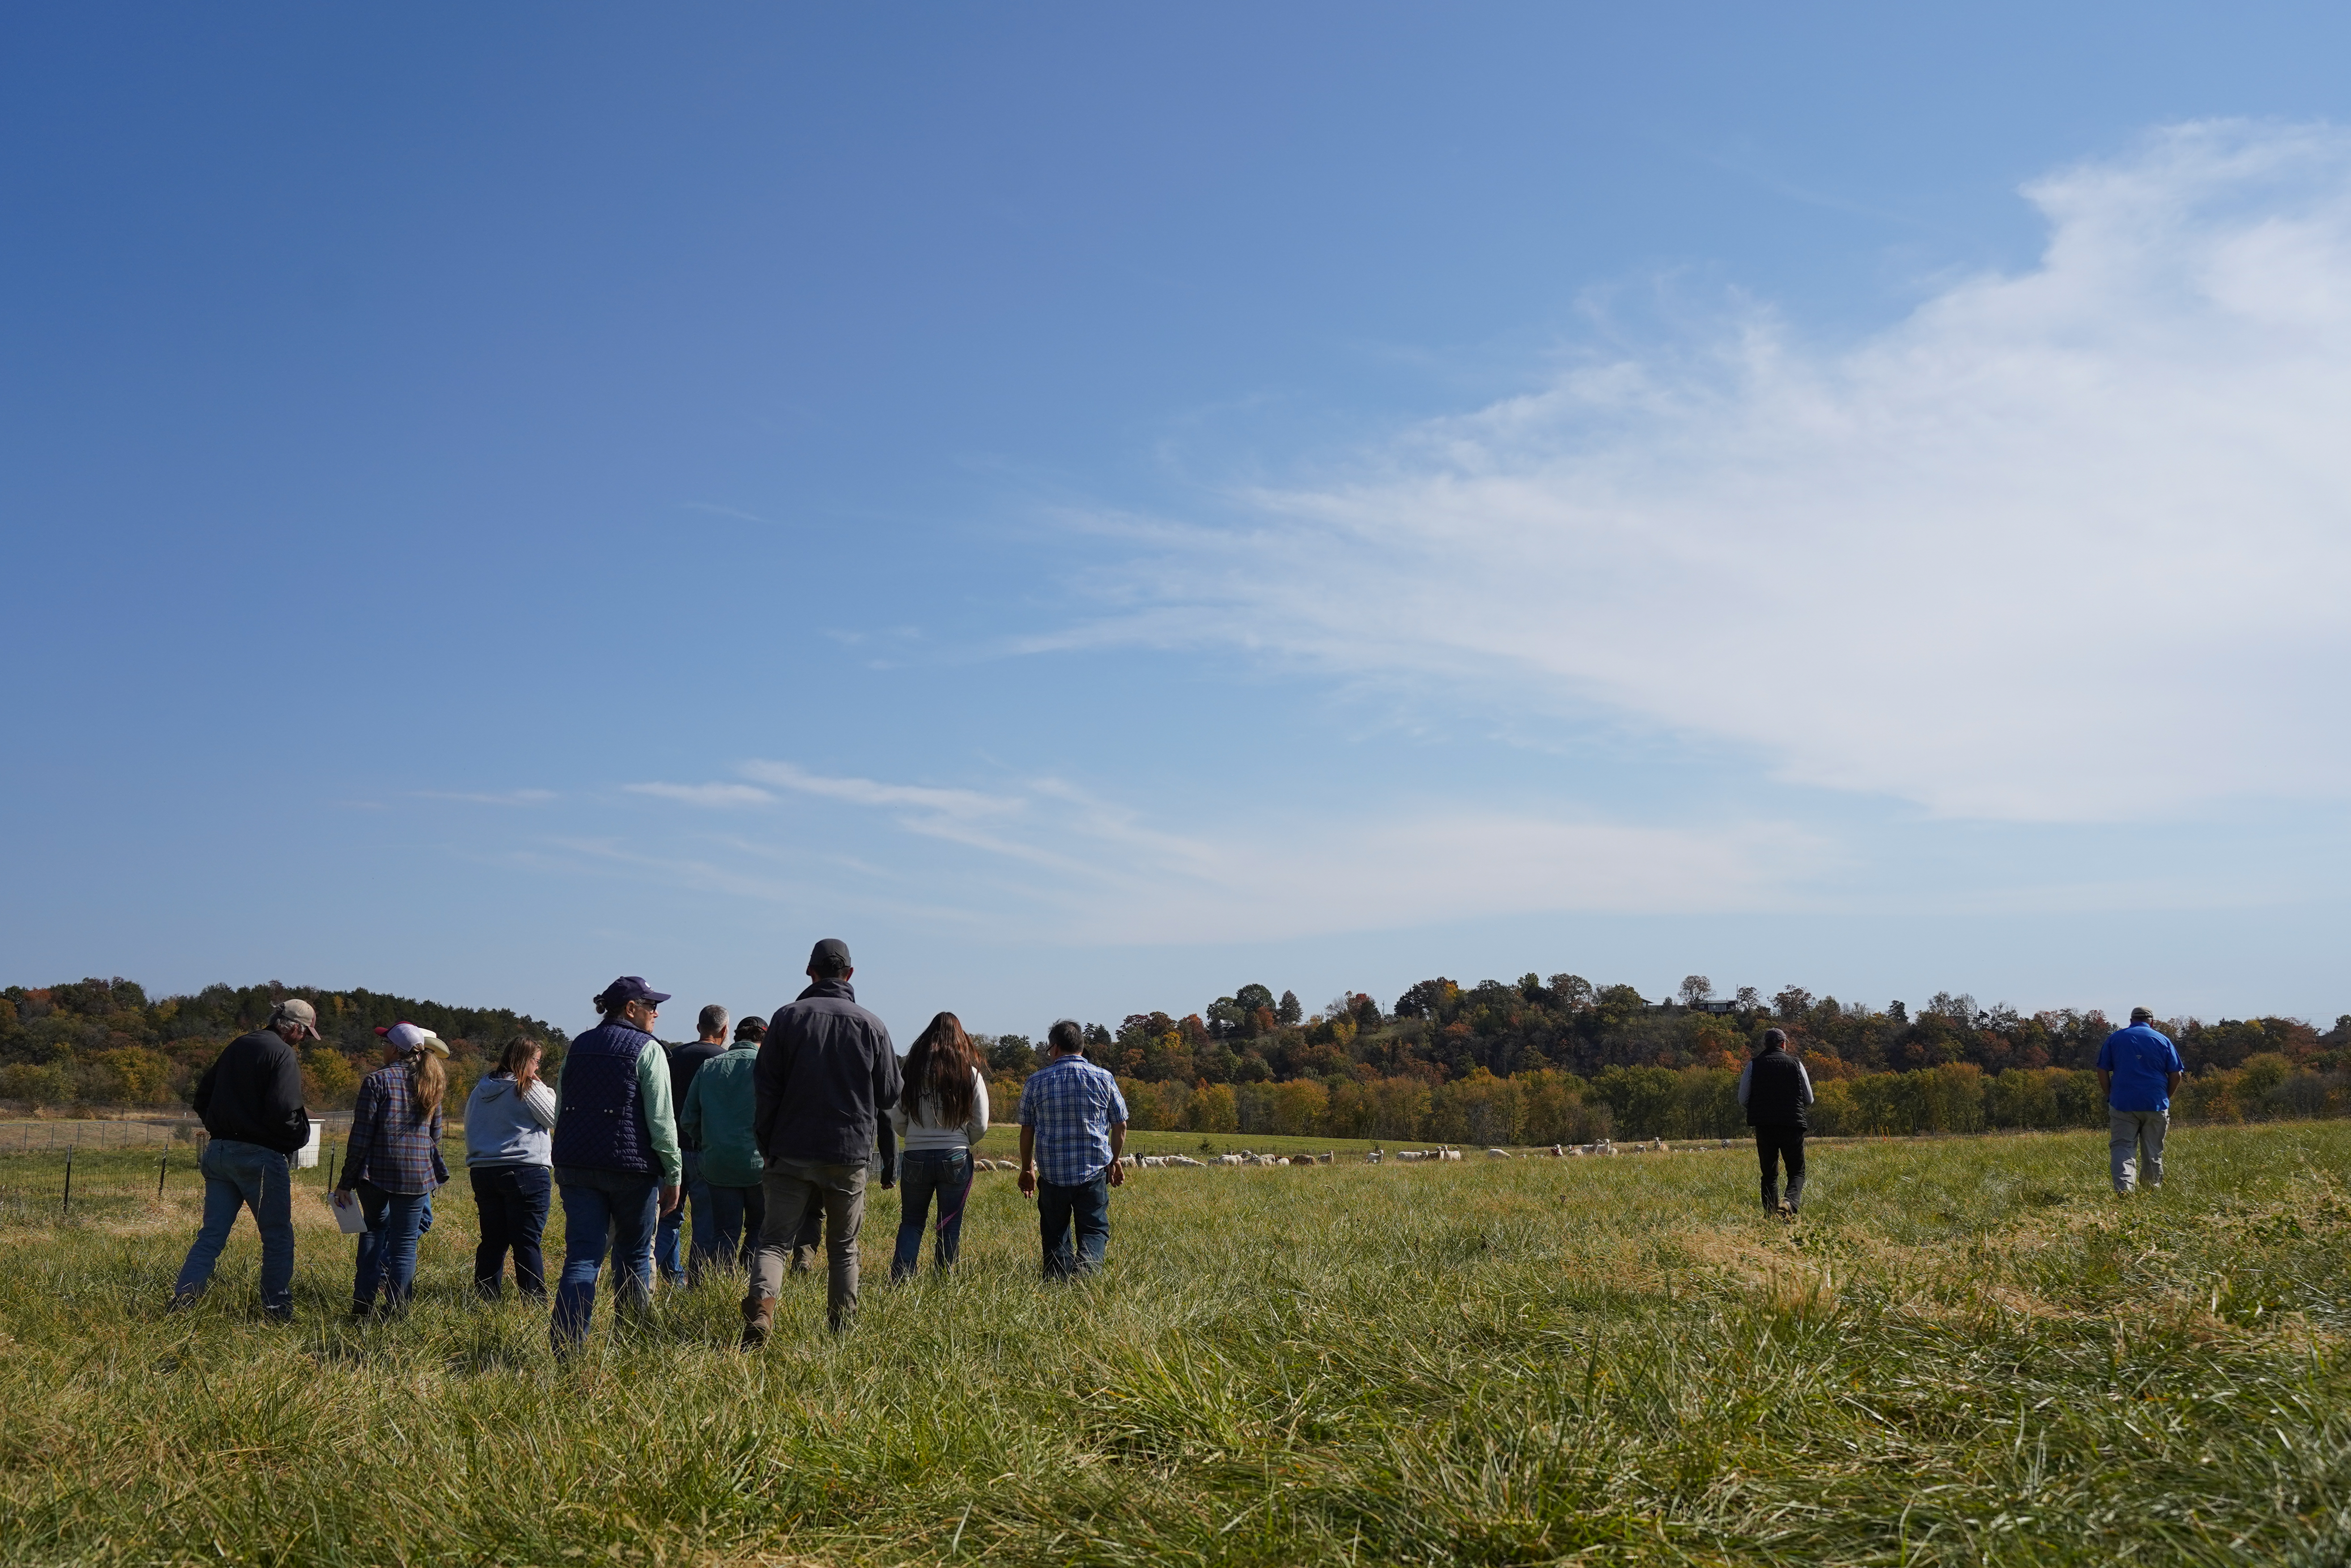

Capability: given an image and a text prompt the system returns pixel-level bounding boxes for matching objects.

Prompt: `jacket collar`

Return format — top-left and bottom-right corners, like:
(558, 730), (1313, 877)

(796, 978), (857, 1003)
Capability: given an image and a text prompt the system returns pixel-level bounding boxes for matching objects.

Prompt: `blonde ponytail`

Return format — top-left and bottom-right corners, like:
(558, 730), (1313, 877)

(407, 1050), (447, 1123)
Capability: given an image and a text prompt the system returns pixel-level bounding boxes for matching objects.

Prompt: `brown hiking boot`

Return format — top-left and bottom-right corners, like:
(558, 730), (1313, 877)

(739, 1295), (776, 1350)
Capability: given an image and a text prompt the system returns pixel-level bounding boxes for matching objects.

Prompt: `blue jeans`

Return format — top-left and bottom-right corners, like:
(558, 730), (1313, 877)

(352, 1179), (431, 1310)
(701, 1181), (766, 1277)
(654, 1150), (713, 1283)
(174, 1139), (295, 1315)
(552, 1165), (661, 1349)
(470, 1165), (552, 1299)
(892, 1148), (973, 1280)
(1037, 1173), (1110, 1278)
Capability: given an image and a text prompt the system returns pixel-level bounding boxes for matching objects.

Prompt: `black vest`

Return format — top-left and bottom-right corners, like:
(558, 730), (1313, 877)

(1746, 1049), (1808, 1129)
(551, 1021), (657, 1174)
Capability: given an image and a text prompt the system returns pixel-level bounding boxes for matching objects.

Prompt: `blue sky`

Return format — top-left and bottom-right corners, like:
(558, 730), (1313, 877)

(7, 4), (2351, 1043)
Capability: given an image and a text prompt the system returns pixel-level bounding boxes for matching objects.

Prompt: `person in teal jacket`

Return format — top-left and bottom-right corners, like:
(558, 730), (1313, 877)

(680, 1017), (767, 1280)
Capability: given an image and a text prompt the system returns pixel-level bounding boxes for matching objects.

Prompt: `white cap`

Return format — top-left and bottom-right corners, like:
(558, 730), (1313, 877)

(378, 1021), (450, 1058)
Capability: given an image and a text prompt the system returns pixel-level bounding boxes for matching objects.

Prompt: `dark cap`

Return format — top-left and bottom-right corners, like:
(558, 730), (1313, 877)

(808, 938), (852, 975)
(734, 1017), (768, 1043)
(594, 975), (672, 1010)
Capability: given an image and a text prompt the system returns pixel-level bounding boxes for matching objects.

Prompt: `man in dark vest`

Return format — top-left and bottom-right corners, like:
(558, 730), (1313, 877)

(1739, 1027), (1816, 1216)
(549, 975), (683, 1353)
(171, 998), (318, 1319)
(742, 938), (900, 1345)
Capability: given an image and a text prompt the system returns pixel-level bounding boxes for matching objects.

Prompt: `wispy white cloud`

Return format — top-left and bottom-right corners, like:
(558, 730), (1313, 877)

(624, 781), (775, 808)
(620, 758), (1814, 943)
(418, 788), (558, 806)
(1045, 121), (2351, 824)
(737, 760), (1022, 820)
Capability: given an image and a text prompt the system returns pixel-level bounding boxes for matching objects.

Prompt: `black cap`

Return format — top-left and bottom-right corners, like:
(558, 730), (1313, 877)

(594, 975), (672, 1010)
(734, 1017), (768, 1042)
(808, 938), (852, 974)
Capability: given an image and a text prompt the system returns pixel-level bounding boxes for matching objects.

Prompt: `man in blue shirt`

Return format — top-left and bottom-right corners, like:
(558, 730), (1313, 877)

(2096, 1006), (2185, 1195)
(1018, 1019), (1129, 1277)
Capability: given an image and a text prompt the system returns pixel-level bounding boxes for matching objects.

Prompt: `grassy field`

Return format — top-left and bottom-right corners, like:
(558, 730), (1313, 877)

(1, 1124), (2348, 1565)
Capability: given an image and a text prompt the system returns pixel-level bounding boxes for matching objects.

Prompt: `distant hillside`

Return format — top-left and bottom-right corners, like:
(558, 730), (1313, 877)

(0, 977), (567, 1111)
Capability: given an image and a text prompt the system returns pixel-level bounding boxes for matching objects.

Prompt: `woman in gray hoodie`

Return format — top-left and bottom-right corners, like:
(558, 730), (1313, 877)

(465, 1036), (559, 1300)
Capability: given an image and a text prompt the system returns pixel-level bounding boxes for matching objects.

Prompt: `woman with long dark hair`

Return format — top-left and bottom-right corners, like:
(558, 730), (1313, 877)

(887, 1012), (989, 1280)
(333, 1021), (451, 1317)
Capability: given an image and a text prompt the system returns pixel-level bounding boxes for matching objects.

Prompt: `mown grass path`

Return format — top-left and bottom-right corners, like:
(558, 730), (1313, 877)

(1, 1124), (2346, 1565)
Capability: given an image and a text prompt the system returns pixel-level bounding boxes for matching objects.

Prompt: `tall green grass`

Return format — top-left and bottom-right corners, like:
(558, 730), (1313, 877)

(2, 1124), (2347, 1564)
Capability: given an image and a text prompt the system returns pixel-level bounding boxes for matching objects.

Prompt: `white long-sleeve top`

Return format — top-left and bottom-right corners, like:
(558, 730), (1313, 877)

(1736, 1059), (1816, 1107)
(888, 1066), (990, 1151)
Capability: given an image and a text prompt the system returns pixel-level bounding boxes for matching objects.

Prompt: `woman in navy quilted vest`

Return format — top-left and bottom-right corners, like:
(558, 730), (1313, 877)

(332, 1021), (451, 1318)
(549, 975), (684, 1354)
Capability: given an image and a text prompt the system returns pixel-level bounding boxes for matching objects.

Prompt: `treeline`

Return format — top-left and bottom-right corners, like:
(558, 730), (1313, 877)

(972, 970), (2351, 1141)
(0, 977), (567, 1112)
(10, 970), (2351, 1138)
(980, 975), (2351, 1085)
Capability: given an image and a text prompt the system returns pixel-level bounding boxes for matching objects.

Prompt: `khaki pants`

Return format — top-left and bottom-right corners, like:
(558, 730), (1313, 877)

(746, 1160), (866, 1331)
(2109, 1110), (2168, 1194)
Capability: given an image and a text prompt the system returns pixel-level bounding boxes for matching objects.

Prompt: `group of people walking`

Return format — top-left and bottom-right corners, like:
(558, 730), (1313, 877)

(166, 954), (2188, 1333)
(167, 940), (1134, 1347)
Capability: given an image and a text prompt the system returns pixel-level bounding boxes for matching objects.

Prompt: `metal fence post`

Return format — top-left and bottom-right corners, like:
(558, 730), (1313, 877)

(62, 1153), (72, 1216)
(158, 1150), (169, 1199)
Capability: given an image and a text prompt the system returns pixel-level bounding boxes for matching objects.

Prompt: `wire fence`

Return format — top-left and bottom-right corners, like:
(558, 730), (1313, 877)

(0, 1118), (196, 1153)
(0, 1121), (367, 1221)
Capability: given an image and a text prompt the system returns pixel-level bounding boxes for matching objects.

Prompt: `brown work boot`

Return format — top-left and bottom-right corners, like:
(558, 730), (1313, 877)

(739, 1295), (776, 1350)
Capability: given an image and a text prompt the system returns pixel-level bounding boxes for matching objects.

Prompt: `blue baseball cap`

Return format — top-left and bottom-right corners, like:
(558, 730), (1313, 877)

(594, 975), (672, 1010)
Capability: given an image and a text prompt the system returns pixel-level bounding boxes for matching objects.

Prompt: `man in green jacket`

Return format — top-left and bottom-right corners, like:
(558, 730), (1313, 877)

(680, 1016), (767, 1280)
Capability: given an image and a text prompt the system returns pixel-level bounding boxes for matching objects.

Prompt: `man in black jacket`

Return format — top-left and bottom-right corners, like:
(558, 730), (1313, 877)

(742, 938), (900, 1345)
(171, 999), (318, 1318)
(1738, 1027), (1816, 1217)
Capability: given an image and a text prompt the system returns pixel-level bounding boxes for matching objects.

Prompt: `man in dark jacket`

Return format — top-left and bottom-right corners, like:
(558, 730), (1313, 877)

(1739, 1027), (1816, 1217)
(171, 999), (318, 1319)
(742, 938), (901, 1344)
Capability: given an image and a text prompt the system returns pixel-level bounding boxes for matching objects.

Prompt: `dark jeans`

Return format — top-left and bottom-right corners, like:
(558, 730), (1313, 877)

(892, 1148), (973, 1280)
(353, 1179), (431, 1310)
(469, 1165), (552, 1299)
(1037, 1173), (1110, 1278)
(174, 1139), (295, 1316)
(701, 1181), (767, 1276)
(654, 1150), (714, 1283)
(551, 1164), (661, 1350)
(1755, 1125), (1807, 1212)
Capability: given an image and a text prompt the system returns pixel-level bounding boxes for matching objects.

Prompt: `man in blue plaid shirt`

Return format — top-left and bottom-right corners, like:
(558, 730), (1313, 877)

(1018, 1019), (1129, 1277)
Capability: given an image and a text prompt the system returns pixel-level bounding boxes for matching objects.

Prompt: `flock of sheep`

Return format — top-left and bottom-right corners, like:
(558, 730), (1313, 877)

(964, 1136), (1715, 1175)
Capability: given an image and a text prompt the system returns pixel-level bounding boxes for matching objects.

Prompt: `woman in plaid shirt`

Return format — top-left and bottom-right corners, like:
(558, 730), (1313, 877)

(333, 1021), (452, 1318)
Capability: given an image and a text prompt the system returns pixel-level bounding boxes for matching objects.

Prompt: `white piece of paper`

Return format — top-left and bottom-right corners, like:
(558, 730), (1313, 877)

(327, 1191), (368, 1235)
